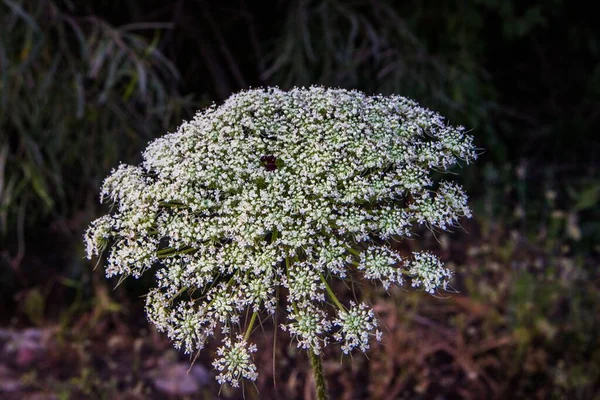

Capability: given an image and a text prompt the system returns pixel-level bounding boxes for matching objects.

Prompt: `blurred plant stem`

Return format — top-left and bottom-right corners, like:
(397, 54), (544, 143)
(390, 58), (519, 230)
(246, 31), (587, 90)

(309, 350), (328, 400)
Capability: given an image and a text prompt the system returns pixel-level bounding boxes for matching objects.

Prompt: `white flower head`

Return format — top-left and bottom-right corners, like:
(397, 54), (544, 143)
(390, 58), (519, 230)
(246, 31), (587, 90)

(358, 246), (403, 290)
(213, 335), (258, 387)
(333, 302), (381, 354)
(285, 261), (326, 302)
(167, 302), (215, 354)
(85, 86), (476, 386)
(84, 215), (114, 258)
(406, 251), (453, 293)
(283, 303), (332, 354)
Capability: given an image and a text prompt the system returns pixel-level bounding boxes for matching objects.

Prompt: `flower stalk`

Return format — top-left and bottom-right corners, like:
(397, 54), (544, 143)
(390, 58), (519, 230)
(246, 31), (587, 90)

(309, 350), (328, 400)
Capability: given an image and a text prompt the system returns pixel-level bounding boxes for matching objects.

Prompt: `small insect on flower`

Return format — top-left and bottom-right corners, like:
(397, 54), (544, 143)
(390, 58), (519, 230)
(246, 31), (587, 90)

(84, 86), (477, 388)
(260, 154), (278, 171)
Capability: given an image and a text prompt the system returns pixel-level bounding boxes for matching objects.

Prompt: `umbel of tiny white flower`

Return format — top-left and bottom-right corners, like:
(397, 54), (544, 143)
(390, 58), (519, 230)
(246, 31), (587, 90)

(333, 302), (382, 354)
(213, 335), (258, 387)
(84, 86), (477, 387)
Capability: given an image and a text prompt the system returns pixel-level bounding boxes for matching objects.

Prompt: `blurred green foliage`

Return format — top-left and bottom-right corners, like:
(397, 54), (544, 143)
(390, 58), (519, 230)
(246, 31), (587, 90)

(262, 0), (495, 151)
(0, 0), (193, 236)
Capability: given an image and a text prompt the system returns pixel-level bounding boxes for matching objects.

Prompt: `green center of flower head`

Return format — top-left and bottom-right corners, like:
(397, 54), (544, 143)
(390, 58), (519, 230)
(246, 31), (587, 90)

(84, 86), (477, 386)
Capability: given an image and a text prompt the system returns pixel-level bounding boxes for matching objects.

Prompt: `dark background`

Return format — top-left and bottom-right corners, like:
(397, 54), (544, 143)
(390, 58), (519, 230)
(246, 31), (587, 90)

(1, 0), (599, 399)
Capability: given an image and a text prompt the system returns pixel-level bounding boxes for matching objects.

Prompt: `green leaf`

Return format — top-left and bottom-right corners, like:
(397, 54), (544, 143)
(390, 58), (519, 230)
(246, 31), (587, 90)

(574, 184), (600, 211)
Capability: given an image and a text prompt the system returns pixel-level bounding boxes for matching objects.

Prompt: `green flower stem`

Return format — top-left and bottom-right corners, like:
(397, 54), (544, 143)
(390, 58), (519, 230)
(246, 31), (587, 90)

(159, 201), (185, 207)
(244, 311), (258, 341)
(346, 246), (361, 257)
(168, 286), (188, 303)
(309, 350), (328, 400)
(156, 246), (197, 259)
(319, 273), (345, 311)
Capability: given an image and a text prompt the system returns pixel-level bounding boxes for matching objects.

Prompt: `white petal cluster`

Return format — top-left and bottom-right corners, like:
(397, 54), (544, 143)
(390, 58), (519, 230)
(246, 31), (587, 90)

(84, 86), (476, 386)
(213, 336), (258, 387)
(358, 246), (403, 290)
(333, 302), (382, 354)
(84, 215), (113, 258)
(168, 302), (215, 354)
(285, 262), (326, 302)
(283, 304), (332, 354)
(412, 181), (472, 230)
(407, 252), (454, 293)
